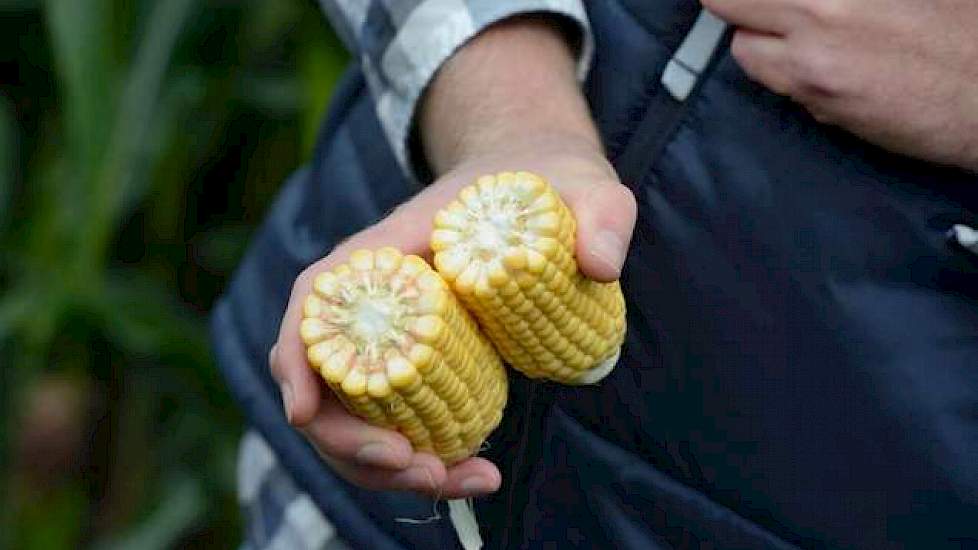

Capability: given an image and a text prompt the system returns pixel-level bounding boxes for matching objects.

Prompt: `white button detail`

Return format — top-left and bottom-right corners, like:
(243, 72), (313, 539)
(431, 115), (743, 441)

(948, 224), (978, 255)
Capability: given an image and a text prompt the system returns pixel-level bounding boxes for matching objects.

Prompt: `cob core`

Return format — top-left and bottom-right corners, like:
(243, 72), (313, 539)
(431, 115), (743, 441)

(300, 247), (508, 464)
(431, 171), (626, 384)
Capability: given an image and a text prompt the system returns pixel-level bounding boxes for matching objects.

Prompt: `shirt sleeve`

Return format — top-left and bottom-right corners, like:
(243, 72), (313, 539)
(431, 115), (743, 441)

(316, 0), (594, 183)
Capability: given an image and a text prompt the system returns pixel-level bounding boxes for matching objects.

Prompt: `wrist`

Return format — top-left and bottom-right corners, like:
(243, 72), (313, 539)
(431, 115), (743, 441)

(418, 14), (600, 176)
(450, 129), (605, 176)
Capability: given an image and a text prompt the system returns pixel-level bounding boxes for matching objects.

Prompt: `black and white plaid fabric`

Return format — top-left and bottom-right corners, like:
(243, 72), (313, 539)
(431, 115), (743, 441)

(237, 431), (353, 550)
(315, 0), (593, 180)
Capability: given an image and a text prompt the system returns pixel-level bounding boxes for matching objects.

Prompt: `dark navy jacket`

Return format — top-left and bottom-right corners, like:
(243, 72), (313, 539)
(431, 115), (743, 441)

(211, 2), (978, 548)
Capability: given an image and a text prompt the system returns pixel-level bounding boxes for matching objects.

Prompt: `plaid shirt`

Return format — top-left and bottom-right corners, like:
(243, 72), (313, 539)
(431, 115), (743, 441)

(238, 2), (592, 549)
(316, 0), (594, 181)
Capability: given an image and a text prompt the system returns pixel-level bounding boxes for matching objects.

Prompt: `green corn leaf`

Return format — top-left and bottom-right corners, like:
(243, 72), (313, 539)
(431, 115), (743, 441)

(0, 282), (63, 370)
(43, 0), (115, 183)
(0, 291), (30, 342)
(92, 475), (205, 550)
(84, 0), (197, 262)
(99, 271), (211, 367)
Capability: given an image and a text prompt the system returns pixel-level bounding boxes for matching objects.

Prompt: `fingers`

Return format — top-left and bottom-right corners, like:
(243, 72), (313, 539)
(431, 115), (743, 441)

(321, 454), (501, 500)
(269, 153), (625, 498)
(562, 181), (637, 282)
(730, 30), (793, 96)
(323, 452), (447, 493)
(320, 453), (501, 498)
(702, 0), (803, 33)
(440, 457), (502, 498)
(269, 299), (322, 426)
(300, 393), (414, 469)
(302, 395), (501, 497)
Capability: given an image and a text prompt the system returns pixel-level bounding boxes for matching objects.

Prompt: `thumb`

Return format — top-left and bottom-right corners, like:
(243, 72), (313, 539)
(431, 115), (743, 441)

(565, 181), (637, 282)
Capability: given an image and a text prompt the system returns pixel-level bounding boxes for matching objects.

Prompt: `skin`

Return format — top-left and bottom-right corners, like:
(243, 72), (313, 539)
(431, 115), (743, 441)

(269, 15), (637, 499)
(702, 0), (978, 172)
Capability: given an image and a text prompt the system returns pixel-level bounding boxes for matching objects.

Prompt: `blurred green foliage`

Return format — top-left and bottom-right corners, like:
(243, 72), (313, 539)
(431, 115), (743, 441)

(0, 0), (348, 547)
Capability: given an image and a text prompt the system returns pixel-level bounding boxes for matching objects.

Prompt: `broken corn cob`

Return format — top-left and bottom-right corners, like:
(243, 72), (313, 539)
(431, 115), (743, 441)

(431, 171), (626, 384)
(300, 248), (508, 465)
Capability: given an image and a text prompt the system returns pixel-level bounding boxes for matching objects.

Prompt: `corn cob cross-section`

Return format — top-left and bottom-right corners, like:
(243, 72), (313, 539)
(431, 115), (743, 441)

(431, 171), (626, 385)
(300, 248), (508, 465)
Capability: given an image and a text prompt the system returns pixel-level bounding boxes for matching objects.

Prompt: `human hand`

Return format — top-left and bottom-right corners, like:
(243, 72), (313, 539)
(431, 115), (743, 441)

(703, 0), (978, 171)
(270, 15), (636, 499)
(269, 134), (635, 498)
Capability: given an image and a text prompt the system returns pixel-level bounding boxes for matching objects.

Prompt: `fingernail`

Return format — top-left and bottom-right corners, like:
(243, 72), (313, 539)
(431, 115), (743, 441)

(355, 442), (396, 467)
(590, 230), (626, 275)
(280, 382), (294, 423)
(460, 476), (494, 495)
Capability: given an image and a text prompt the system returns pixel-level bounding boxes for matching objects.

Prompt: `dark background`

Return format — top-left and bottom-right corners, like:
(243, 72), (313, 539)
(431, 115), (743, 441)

(0, 0), (348, 547)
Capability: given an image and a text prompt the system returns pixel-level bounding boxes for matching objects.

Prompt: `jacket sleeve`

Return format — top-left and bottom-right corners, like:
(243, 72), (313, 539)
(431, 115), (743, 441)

(315, 0), (594, 182)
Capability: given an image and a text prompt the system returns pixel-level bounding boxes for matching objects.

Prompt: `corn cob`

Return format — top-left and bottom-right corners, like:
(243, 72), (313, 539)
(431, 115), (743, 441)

(431, 171), (626, 384)
(300, 247), (508, 465)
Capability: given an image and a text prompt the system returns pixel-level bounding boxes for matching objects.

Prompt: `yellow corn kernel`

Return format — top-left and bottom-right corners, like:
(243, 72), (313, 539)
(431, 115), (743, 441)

(431, 171), (626, 384)
(300, 247), (508, 464)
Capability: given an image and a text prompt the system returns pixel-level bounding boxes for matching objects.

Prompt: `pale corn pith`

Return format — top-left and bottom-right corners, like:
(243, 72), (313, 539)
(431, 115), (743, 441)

(300, 247), (508, 464)
(431, 171), (626, 384)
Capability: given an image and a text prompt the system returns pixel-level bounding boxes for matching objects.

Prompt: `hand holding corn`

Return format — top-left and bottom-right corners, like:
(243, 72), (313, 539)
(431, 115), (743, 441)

(269, 16), (636, 497)
(296, 171), (628, 472)
(270, 153), (635, 499)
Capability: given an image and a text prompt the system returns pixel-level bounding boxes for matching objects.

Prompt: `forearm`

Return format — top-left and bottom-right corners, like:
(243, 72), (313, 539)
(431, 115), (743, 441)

(418, 15), (601, 176)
